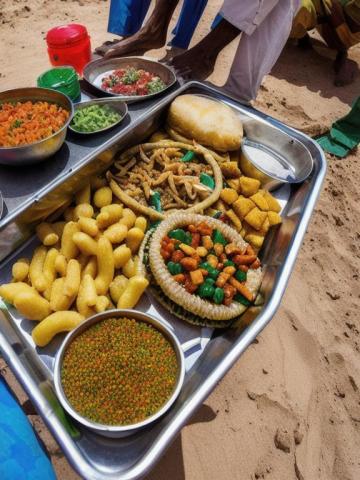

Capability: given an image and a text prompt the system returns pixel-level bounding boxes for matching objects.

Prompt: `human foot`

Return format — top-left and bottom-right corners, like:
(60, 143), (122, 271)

(104, 24), (168, 58)
(333, 53), (358, 86)
(95, 39), (126, 57)
(169, 47), (217, 81)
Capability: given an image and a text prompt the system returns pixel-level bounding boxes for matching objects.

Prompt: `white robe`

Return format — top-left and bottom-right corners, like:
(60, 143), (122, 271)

(220, 0), (301, 101)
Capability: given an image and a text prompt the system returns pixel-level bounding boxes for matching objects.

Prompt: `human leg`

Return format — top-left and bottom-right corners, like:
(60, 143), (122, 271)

(224, 0), (301, 101)
(170, 0), (209, 49)
(104, 0), (179, 58)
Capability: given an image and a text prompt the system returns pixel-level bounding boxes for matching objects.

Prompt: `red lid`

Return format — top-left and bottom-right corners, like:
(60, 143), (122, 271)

(46, 24), (89, 47)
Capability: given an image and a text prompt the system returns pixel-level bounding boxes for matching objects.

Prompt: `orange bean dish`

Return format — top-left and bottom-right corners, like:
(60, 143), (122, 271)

(0, 101), (70, 147)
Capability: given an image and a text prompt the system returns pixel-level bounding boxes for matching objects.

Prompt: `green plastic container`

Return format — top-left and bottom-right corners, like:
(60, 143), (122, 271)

(37, 66), (81, 101)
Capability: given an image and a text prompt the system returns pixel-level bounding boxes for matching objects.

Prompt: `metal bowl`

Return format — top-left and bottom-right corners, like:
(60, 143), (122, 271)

(240, 136), (314, 191)
(83, 56), (177, 102)
(0, 87), (73, 166)
(68, 97), (128, 135)
(53, 309), (185, 438)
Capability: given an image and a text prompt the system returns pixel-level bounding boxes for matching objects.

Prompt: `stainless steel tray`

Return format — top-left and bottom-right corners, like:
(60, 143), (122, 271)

(0, 82), (326, 480)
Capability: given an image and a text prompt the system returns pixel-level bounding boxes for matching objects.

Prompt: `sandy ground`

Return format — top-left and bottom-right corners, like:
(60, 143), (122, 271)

(1, 1), (360, 479)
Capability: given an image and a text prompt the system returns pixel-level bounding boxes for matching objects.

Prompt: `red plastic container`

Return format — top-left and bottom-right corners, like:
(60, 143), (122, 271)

(46, 24), (91, 75)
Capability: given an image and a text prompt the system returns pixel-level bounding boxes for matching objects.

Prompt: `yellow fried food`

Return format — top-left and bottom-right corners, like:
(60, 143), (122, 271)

(73, 203), (94, 220)
(225, 209), (242, 231)
(244, 208), (268, 231)
(244, 233), (265, 250)
(220, 161), (241, 179)
(119, 208), (136, 228)
(36, 223), (59, 246)
(94, 237), (114, 295)
(43, 248), (58, 284)
(54, 254), (67, 277)
(29, 246), (48, 292)
(109, 275), (129, 304)
(75, 183), (91, 205)
(76, 275), (97, 316)
(268, 211), (282, 226)
(14, 291), (51, 321)
(126, 227), (145, 253)
(226, 178), (241, 192)
(113, 245), (132, 269)
(95, 295), (109, 313)
(250, 192), (269, 211)
(103, 223), (128, 244)
(78, 216), (99, 237)
(51, 221), (66, 239)
(50, 278), (75, 311)
(81, 256), (97, 279)
(134, 216), (147, 232)
(90, 176), (107, 190)
(61, 221), (80, 260)
(93, 186), (112, 208)
(117, 275), (149, 309)
(122, 256), (138, 278)
(96, 204), (123, 229)
(220, 188), (239, 205)
(263, 190), (281, 213)
(63, 259), (81, 297)
(239, 177), (261, 197)
(32, 311), (85, 347)
(232, 196), (256, 220)
(12, 258), (30, 282)
(0, 282), (35, 304)
(73, 232), (98, 256)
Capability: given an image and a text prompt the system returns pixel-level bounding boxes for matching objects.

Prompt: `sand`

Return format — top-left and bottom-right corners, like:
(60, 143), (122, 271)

(1, 0), (360, 479)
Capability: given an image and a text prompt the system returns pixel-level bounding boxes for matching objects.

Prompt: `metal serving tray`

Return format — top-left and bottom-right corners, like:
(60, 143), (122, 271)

(0, 82), (326, 480)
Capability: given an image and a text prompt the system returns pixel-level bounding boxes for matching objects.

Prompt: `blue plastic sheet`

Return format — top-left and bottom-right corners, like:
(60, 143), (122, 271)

(0, 378), (56, 480)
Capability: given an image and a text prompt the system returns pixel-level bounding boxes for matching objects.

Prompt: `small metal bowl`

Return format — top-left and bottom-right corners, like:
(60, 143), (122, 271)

(240, 137), (314, 191)
(83, 56), (177, 102)
(53, 309), (185, 438)
(68, 97), (128, 135)
(0, 87), (74, 166)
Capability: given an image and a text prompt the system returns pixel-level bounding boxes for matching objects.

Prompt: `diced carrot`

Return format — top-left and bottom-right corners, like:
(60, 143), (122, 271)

(233, 254), (257, 266)
(229, 277), (253, 301)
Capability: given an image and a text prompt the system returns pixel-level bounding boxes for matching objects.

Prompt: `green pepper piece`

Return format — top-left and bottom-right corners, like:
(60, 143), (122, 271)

(213, 211), (222, 219)
(167, 261), (183, 275)
(235, 270), (247, 282)
(199, 262), (219, 280)
(234, 293), (251, 306)
(224, 260), (235, 268)
(204, 277), (215, 285)
(200, 173), (215, 190)
(198, 283), (215, 298)
(212, 229), (227, 246)
(213, 287), (225, 305)
(169, 229), (188, 243)
(150, 191), (162, 212)
(180, 150), (195, 162)
(184, 231), (192, 245)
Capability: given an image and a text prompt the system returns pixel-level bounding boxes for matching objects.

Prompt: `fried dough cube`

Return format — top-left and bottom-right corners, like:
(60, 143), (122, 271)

(239, 177), (261, 197)
(220, 188), (239, 205)
(268, 211), (282, 226)
(250, 192), (269, 211)
(263, 190), (281, 213)
(232, 196), (256, 220)
(226, 178), (241, 192)
(220, 161), (241, 179)
(214, 199), (228, 212)
(244, 207), (267, 231)
(245, 233), (265, 250)
(259, 217), (271, 235)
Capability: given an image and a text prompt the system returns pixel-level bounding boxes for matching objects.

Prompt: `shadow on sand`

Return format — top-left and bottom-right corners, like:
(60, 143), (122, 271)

(272, 39), (359, 106)
(145, 403), (217, 480)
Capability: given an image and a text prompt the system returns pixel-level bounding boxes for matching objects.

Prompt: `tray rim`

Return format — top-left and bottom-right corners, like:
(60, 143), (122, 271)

(0, 81), (327, 480)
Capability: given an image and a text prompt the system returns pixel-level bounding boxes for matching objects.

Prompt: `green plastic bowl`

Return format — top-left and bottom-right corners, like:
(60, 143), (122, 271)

(37, 66), (80, 101)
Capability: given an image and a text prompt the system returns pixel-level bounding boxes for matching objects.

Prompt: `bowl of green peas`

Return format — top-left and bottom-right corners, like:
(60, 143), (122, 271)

(69, 98), (128, 134)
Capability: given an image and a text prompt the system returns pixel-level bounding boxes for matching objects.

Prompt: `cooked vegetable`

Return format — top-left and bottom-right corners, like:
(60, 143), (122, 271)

(101, 67), (166, 96)
(70, 104), (121, 133)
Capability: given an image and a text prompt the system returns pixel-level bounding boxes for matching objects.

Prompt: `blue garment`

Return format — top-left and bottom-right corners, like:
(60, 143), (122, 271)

(170, 0), (209, 49)
(108, 0), (151, 36)
(0, 378), (56, 480)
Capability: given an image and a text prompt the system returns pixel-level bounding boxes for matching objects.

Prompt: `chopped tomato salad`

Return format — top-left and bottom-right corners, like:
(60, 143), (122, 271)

(101, 67), (166, 96)
(0, 101), (70, 148)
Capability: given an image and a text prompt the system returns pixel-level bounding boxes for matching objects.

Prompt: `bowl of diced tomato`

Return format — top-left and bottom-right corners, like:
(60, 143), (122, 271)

(0, 87), (73, 166)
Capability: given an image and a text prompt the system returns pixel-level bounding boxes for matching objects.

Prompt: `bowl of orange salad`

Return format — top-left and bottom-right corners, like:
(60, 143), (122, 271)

(0, 87), (73, 166)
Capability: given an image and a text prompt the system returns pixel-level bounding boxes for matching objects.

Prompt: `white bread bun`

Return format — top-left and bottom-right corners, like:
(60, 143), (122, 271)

(167, 94), (243, 152)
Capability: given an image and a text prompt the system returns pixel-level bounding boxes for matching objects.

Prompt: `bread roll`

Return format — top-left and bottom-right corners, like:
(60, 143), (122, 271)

(167, 94), (243, 152)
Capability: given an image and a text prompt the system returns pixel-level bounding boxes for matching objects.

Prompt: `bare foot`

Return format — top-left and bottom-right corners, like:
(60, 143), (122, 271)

(95, 39), (126, 57)
(169, 47), (217, 80)
(334, 53), (358, 86)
